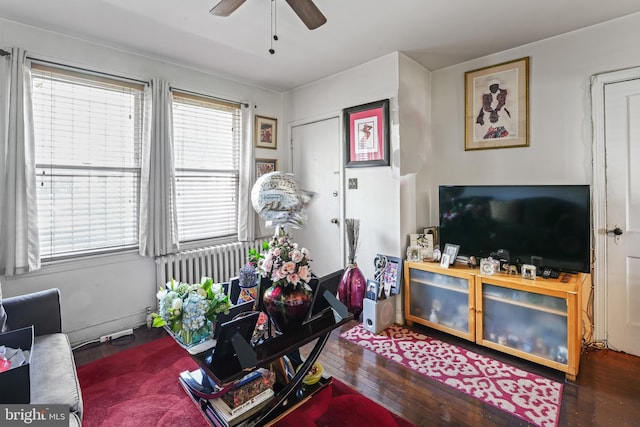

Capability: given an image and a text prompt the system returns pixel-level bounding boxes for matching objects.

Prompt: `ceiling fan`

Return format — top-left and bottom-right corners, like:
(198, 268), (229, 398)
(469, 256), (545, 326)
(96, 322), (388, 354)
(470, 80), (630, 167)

(210, 0), (327, 30)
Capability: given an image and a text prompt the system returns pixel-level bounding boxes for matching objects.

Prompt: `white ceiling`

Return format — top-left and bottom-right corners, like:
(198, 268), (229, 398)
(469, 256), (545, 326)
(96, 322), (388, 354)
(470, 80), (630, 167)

(2, 0), (640, 92)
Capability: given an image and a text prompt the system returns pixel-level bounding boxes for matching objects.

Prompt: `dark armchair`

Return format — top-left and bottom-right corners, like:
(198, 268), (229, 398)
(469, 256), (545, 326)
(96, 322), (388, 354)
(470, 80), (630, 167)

(3, 288), (83, 427)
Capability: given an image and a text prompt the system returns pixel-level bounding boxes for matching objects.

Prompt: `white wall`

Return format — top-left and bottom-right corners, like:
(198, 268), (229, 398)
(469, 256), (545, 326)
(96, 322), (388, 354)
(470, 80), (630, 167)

(398, 54), (431, 238)
(429, 13), (640, 221)
(283, 53), (403, 281)
(0, 18), (283, 344)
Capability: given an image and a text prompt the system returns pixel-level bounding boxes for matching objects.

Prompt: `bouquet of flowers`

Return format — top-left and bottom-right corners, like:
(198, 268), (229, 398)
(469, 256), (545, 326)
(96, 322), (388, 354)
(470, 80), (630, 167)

(258, 228), (312, 290)
(152, 277), (231, 346)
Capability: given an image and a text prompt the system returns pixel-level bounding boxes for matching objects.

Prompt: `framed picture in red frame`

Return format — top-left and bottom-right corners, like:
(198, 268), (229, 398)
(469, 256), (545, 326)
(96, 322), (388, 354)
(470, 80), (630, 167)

(343, 99), (390, 167)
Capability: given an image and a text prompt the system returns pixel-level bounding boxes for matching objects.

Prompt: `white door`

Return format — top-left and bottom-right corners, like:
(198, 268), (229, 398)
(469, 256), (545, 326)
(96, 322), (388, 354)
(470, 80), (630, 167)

(603, 78), (640, 356)
(290, 117), (343, 277)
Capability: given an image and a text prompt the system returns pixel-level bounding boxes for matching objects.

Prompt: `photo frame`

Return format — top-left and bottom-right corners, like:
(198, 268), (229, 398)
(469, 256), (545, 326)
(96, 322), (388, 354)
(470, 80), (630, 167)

(443, 243), (460, 265)
(255, 115), (277, 149)
(255, 158), (277, 178)
(465, 57), (529, 151)
(406, 245), (421, 262)
(365, 280), (379, 302)
(343, 99), (390, 167)
(522, 264), (537, 280)
(440, 253), (451, 269)
(376, 254), (403, 297)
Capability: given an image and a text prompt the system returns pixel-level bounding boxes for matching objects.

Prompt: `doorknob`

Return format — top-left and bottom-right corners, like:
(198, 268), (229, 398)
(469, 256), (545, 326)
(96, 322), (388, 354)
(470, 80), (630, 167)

(330, 218), (339, 224)
(607, 226), (623, 236)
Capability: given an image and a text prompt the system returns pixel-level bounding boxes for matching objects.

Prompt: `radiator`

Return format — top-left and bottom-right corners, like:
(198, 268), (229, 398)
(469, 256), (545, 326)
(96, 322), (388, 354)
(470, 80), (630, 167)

(155, 239), (268, 286)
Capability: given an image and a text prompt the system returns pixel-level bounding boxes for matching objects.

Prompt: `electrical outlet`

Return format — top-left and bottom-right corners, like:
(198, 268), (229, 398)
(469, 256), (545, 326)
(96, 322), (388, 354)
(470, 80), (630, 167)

(100, 328), (133, 343)
(348, 178), (358, 189)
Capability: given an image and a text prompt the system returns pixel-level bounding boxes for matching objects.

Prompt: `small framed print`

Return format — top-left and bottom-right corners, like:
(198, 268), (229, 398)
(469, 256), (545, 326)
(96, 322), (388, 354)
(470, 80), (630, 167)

(406, 245), (421, 262)
(343, 99), (390, 167)
(365, 280), (379, 301)
(255, 158), (277, 178)
(522, 264), (537, 280)
(410, 233), (434, 259)
(255, 115), (277, 149)
(440, 253), (451, 269)
(443, 243), (460, 265)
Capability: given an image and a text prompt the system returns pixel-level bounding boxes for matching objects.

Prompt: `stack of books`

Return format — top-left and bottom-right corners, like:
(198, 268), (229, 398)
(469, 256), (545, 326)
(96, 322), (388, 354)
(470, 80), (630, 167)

(206, 368), (276, 427)
(209, 387), (274, 426)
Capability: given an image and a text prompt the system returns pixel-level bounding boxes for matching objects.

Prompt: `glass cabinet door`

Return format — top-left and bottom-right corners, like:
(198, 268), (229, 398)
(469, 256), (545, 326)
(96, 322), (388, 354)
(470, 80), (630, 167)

(479, 283), (568, 365)
(407, 267), (474, 340)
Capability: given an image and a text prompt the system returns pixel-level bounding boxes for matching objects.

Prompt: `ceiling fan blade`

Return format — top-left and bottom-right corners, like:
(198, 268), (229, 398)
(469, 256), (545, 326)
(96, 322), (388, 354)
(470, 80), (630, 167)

(209, 0), (247, 17)
(285, 0), (327, 30)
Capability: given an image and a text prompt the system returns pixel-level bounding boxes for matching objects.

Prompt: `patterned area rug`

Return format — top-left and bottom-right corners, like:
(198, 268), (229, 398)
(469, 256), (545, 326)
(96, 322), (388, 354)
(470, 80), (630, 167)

(340, 324), (563, 427)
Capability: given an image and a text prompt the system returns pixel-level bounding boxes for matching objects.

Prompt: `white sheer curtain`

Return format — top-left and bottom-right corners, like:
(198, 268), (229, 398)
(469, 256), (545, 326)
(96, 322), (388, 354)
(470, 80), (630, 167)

(139, 79), (179, 257)
(0, 48), (40, 276)
(237, 102), (255, 242)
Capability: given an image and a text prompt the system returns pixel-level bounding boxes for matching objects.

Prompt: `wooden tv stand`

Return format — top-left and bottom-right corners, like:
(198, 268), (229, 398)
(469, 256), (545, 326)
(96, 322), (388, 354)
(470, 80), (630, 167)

(403, 261), (588, 381)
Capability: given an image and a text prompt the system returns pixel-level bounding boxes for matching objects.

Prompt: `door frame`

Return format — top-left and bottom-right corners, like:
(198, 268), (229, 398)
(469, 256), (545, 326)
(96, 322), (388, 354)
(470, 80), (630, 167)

(591, 65), (640, 342)
(287, 111), (347, 269)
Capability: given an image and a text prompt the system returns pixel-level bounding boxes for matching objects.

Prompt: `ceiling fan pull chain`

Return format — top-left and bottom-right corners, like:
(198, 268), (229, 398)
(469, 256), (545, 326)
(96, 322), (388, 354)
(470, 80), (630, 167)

(269, 0), (278, 54)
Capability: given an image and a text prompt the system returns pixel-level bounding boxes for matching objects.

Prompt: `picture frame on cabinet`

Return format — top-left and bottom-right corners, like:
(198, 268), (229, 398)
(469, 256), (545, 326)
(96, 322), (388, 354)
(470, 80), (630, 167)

(464, 57), (529, 151)
(443, 243), (460, 265)
(406, 245), (421, 262)
(440, 253), (451, 269)
(522, 264), (537, 280)
(255, 115), (277, 149)
(343, 99), (390, 167)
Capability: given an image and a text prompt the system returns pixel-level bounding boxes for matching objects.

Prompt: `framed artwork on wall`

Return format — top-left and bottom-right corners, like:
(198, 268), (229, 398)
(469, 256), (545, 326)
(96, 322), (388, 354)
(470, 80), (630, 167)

(255, 115), (277, 149)
(255, 158), (277, 178)
(465, 57), (529, 151)
(343, 99), (390, 167)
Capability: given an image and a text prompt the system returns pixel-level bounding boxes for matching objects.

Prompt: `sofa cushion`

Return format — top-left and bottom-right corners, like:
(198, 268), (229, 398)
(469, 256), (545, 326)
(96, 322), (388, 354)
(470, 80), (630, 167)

(31, 334), (83, 420)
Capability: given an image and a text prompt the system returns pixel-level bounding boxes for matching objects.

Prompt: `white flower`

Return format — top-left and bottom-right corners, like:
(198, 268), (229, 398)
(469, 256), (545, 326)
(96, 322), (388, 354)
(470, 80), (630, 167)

(156, 289), (168, 300)
(212, 282), (223, 294)
(290, 249), (303, 263)
(171, 298), (183, 311)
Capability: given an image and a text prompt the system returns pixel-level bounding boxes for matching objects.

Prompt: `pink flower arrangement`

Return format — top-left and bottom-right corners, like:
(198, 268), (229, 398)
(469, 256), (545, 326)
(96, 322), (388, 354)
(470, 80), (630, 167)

(259, 228), (312, 289)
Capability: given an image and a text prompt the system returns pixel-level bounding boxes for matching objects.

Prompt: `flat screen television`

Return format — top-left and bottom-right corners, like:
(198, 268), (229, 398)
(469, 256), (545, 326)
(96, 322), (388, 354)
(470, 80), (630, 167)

(438, 185), (591, 273)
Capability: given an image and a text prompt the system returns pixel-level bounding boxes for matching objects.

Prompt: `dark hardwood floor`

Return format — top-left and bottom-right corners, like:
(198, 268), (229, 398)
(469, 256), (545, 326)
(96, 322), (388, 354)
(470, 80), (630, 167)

(73, 321), (640, 426)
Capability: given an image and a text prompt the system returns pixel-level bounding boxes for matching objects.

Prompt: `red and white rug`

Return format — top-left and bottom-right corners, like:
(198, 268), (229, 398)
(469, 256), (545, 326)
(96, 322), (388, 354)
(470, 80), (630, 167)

(340, 324), (563, 427)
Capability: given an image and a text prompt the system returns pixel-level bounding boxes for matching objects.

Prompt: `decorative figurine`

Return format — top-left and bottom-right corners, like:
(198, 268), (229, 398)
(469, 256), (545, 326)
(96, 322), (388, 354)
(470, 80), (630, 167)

(467, 256), (477, 268)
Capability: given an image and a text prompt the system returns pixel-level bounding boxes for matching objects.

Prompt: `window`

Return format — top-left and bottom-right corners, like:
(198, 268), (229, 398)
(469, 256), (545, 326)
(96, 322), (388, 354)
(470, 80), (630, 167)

(172, 92), (241, 243)
(32, 63), (144, 259)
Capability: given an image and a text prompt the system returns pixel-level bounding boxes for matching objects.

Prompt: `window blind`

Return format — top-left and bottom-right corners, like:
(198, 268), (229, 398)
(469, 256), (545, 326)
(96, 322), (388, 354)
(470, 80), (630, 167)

(172, 91), (241, 242)
(31, 63), (144, 258)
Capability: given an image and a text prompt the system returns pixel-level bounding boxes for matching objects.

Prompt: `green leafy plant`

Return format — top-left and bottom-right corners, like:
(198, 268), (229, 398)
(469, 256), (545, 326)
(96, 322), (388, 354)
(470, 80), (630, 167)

(152, 277), (231, 345)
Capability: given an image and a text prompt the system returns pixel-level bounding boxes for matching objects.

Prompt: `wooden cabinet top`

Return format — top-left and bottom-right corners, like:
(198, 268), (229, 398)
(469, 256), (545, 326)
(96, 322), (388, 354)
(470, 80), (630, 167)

(405, 261), (588, 295)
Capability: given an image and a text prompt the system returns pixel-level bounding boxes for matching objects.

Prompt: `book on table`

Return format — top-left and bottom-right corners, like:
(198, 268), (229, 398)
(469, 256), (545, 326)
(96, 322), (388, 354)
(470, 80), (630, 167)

(209, 388), (274, 425)
(221, 368), (275, 409)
